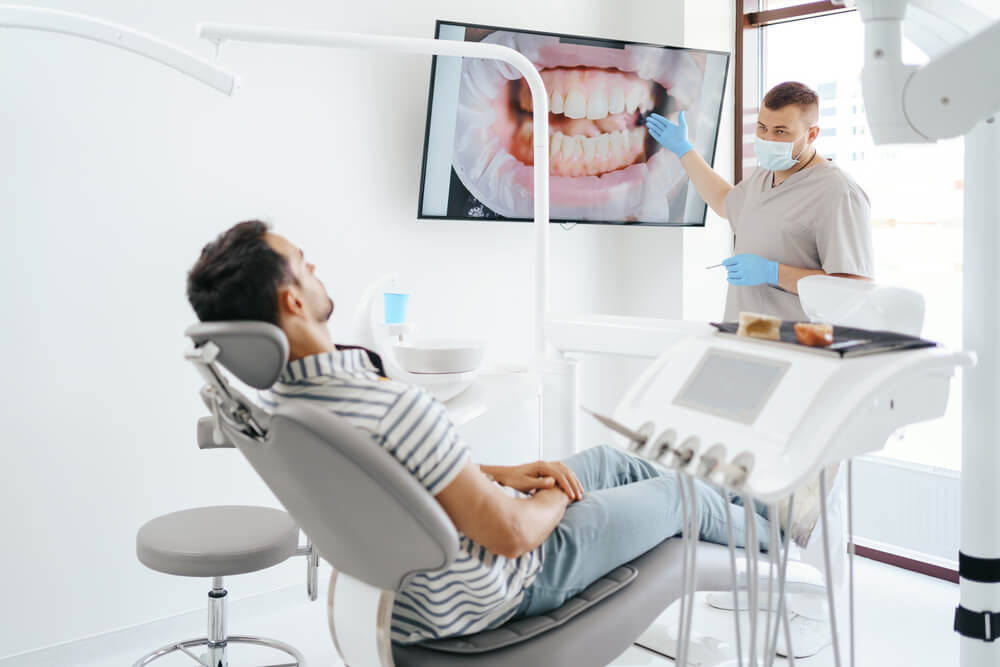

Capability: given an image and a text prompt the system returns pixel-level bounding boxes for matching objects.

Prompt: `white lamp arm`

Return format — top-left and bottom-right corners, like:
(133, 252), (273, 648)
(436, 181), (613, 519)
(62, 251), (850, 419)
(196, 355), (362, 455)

(855, 0), (1000, 143)
(902, 19), (1000, 139)
(0, 5), (236, 94)
(196, 23), (552, 361)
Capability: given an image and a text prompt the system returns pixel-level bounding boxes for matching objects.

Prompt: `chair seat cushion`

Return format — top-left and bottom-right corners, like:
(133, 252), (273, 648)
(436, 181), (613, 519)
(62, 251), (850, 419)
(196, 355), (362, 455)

(421, 564), (637, 654)
(136, 506), (298, 577)
(393, 537), (738, 667)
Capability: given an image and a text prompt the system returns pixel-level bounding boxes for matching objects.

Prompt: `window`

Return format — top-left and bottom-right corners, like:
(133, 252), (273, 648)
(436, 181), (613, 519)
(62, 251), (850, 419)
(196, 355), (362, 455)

(817, 81), (837, 99)
(738, 3), (965, 472)
(820, 106), (836, 117)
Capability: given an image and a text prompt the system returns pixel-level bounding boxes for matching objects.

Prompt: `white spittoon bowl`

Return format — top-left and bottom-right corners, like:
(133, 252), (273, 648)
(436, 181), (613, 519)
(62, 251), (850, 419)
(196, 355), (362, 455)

(393, 339), (486, 375)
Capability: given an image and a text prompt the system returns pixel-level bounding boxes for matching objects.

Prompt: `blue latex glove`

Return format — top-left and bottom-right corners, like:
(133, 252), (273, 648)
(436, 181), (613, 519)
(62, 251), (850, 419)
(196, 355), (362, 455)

(644, 110), (694, 158)
(722, 254), (779, 286)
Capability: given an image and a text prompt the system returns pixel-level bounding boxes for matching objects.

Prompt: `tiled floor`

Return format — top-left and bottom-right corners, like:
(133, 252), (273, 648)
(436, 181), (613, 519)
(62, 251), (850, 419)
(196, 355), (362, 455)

(8, 555), (959, 666)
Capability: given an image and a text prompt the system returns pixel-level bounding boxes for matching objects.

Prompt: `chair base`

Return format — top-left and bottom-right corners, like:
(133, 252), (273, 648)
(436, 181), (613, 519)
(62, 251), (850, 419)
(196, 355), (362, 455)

(130, 634), (306, 667)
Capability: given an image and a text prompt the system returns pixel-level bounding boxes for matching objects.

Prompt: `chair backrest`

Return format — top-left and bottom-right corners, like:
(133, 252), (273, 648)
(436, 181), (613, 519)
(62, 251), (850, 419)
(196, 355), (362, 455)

(185, 320), (460, 592)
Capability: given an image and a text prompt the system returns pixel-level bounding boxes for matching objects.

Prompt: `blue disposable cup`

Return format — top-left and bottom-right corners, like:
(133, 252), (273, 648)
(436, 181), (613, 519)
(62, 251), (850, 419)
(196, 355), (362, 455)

(384, 293), (409, 324)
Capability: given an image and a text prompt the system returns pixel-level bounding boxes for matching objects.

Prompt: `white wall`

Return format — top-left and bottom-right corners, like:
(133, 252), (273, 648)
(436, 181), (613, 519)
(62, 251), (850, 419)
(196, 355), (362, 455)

(0, 0), (686, 657)
(683, 0), (736, 322)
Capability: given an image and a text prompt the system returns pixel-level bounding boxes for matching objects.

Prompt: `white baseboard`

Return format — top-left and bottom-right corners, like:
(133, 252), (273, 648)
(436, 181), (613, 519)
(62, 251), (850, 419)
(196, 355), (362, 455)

(0, 585), (303, 667)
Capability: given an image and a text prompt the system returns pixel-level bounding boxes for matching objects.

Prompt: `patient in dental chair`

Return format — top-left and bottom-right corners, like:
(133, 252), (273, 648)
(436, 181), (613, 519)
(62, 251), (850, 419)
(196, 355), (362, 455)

(186, 220), (773, 645)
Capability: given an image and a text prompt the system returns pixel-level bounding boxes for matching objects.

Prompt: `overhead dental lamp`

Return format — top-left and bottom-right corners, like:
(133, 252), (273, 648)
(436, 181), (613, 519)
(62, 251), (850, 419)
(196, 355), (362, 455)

(846, 0), (1000, 663)
(0, 5), (237, 94)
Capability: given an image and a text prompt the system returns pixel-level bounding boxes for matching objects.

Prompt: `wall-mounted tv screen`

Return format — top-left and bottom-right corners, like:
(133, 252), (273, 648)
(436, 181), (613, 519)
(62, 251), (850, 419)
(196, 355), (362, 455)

(418, 21), (730, 226)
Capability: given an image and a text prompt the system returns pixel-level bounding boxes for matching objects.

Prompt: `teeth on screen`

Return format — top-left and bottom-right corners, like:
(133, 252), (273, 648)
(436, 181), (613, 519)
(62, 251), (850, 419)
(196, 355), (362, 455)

(529, 69), (657, 120)
(586, 91), (609, 120)
(610, 130), (625, 155)
(626, 86), (645, 113)
(549, 131), (563, 159)
(608, 87), (625, 115)
(596, 134), (612, 160)
(550, 90), (564, 114)
(564, 90), (587, 119)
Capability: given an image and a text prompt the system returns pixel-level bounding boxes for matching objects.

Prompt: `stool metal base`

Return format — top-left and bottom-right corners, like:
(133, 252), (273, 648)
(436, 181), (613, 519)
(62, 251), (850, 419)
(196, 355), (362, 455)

(132, 578), (305, 667)
(131, 634), (305, 667)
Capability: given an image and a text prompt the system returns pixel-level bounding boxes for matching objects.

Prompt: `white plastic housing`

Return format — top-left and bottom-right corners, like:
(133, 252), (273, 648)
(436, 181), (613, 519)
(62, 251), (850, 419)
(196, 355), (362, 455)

(613, 331), (970, 502)
(393, 339), (486, 375)
(798, 275), (925, 336)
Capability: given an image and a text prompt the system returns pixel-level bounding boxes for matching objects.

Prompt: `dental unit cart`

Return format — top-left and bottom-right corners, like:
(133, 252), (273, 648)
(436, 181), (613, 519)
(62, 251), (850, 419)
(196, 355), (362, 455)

(600, 324), (971, 665)
(611, 327), (971, 502)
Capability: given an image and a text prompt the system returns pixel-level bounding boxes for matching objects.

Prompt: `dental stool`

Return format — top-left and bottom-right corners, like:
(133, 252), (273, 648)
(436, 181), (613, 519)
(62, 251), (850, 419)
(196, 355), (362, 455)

(184, 321), (740, 667)
(132, 506), (310, 667)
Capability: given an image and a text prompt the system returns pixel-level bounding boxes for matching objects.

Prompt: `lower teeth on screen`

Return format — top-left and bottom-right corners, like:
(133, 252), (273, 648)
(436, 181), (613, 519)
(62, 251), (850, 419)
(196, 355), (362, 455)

(510, 123), (649, 178)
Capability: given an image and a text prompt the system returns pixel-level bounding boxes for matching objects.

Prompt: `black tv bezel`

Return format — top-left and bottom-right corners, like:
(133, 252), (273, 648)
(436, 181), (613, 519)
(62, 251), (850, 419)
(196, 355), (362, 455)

(416, 19), (731, 228)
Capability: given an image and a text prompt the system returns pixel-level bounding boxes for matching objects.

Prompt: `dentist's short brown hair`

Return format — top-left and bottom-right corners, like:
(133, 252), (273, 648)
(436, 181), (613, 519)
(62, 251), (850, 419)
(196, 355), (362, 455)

(763, 81), (819, 123)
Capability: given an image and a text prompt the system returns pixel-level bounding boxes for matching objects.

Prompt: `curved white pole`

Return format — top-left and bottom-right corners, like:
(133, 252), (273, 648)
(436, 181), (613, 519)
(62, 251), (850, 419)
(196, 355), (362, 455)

(0, 6), (236, 94)
(196, 24), (551, 363)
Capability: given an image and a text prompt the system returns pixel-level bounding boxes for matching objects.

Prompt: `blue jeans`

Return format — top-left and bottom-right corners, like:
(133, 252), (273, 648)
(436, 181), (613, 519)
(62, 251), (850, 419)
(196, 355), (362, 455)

(513, 445), (771, 618)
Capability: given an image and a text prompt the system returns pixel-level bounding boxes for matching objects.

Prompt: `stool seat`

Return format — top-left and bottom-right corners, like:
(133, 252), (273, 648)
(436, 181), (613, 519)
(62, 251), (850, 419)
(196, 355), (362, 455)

(137, 506), (299, 577)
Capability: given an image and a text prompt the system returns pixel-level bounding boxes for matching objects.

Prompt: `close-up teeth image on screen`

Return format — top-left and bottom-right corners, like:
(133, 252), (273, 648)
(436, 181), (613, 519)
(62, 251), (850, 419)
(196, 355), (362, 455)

(418, 22), (730, 225)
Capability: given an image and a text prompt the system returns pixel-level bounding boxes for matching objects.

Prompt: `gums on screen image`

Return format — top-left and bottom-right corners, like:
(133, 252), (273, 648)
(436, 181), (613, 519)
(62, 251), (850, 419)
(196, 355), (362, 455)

(418, 22), (730, 226)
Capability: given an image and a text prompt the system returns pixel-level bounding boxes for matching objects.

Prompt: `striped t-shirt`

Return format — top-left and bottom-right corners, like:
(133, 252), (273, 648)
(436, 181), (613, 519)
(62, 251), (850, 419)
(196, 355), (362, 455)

(259, 347), (543, 644)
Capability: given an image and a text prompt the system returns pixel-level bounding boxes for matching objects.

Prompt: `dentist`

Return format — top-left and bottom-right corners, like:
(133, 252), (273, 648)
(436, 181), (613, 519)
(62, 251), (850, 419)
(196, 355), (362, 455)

(647, 81), (874, 321)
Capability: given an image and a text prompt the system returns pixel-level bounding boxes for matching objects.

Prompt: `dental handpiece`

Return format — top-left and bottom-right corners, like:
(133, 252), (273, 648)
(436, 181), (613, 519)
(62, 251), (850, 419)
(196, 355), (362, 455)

(581, 407), (648, 447)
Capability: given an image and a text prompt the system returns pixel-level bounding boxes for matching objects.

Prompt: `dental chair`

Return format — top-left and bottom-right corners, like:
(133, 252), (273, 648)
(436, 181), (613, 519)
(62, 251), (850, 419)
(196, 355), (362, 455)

(184, 320), (743, 666)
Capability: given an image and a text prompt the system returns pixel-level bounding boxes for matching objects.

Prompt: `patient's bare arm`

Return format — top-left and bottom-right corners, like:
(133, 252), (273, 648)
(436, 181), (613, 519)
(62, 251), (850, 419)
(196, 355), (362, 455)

(437, 461), (572, 559)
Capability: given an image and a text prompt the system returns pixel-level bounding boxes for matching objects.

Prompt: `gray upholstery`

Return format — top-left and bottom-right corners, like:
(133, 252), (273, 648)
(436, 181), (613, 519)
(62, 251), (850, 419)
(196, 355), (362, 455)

(421, 565), (637, 654)
(136, 506), (298, 577)
(197, 416), (235, 449)
(221, 403), (460, 592)
(187, 322), (745, 666)
(186, 321), (288, 389)
(394, 538), (738, 667)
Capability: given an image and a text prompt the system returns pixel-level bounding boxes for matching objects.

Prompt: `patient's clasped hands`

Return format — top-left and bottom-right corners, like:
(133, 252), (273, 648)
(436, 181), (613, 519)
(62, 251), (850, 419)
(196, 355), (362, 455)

(481, 461), (585, 501)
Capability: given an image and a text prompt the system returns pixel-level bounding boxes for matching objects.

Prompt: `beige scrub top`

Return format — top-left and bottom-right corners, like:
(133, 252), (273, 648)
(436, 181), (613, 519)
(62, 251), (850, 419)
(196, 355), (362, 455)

(723, 159), (874, 322)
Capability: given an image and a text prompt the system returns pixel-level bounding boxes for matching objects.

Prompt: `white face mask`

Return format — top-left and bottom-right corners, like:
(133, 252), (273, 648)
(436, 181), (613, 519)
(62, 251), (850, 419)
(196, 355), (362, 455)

(754, 135), (808, 172)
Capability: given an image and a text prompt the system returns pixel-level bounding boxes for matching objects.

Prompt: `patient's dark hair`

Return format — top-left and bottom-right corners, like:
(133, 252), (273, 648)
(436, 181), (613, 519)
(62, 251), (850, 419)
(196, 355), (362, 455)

(186, 220), (295, 325)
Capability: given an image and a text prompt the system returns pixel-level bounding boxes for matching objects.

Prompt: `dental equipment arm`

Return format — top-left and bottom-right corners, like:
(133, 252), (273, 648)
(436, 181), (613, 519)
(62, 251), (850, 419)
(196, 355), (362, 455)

(855, 0), (1000, 142)
(0, 5), (236, 94)
(851, 2), (1000, 663)
(582, 407), (648, 448)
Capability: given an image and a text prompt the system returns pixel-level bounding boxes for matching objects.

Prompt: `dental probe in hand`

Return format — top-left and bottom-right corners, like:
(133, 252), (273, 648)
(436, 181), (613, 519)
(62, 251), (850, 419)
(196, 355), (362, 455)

(581, 407), (648, 446)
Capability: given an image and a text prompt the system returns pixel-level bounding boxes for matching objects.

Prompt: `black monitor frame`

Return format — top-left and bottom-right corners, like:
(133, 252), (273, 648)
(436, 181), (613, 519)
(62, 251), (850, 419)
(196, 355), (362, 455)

(416, 20), (731, 227)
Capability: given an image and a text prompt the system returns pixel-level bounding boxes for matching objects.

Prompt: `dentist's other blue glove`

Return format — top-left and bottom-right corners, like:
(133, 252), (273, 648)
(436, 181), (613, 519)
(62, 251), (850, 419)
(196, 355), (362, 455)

(722, 254), (779, 286)
(645, 110), (694, 158)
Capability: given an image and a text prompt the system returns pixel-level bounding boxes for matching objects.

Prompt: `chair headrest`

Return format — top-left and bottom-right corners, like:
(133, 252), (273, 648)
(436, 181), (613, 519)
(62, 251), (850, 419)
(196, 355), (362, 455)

(185, 321), (289, 389)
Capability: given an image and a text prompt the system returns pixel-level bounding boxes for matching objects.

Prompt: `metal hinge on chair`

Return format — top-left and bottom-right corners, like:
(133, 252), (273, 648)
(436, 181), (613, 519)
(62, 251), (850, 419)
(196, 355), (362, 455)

(297, 540), (320, 602)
